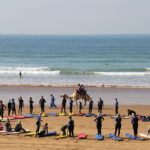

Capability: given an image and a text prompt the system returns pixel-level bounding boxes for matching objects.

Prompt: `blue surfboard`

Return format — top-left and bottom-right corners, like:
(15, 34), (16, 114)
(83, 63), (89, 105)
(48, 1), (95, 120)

(39, 131), (57, 137)
(125, 133), (143, 141)
(109, 133), (123, 141)
(95, 133), (104, 140)
(85, 113), (94, 117)
(48, 113), (58, 116)
(24, 114), (34, 117)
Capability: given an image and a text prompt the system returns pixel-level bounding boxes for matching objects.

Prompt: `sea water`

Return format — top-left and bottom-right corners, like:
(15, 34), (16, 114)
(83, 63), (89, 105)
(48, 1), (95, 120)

(0, 35), (150, 87)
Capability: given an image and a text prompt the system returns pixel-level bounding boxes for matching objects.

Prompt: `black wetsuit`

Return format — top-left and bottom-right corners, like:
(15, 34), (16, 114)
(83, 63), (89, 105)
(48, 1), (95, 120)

(115, 101), (118, 115)
(114, 117), (122, 137)
(11, 101), (16, 115)
(0, 104), (5, 120)
(5, 121), (11, 132)
(128, 110), (136, 116)
(69, 99), (73, 113)
(61, 125), (68, 135)
(68, 119), (74, 137)
(132, 117), (138, 137)
(8, 102), (12, 116)
(18, 98), (24, 115)
(98, 100), (103, 113)
(89, 100), (93, 113)
(36, 116), (41, 136)
(39, 98), (46, 112)
(61, 98), (66, 114)
(79, 102), (82, 113)
(15, 123), (26, 133)
(94, 116), (104, 135)
(29, 99), (34, 114)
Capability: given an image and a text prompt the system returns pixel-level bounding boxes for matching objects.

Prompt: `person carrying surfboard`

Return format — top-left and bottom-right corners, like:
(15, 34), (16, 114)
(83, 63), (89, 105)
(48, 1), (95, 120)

(131, 113), (138, 137)
(114, 114), (122, 137)
(94, 113), (104, 136)
(68, 116), (74, 137)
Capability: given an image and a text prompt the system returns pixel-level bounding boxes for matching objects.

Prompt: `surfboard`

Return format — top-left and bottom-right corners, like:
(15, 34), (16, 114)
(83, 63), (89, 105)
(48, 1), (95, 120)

(78, 113), (85, 116)
(139, 133), (150, 139)
(68, 113), (74, 116)
(6, 130), (29, 135)
(48, 113), (58, 116)
(123, 117), (130, 119)
(111, 115), (125, 118)
(85, 113), (94, 117)
(39, 131), (57, 137)
(125, 133), (143, 141)
(95, 133), (104, 140)
(58, 134), (68, 138)
(78, 133), (87, 139)
(109, 133), (123, 141)
(24, 132), (36, 136)
(142, 119), (150, 122)
(59, 113), (66, 116)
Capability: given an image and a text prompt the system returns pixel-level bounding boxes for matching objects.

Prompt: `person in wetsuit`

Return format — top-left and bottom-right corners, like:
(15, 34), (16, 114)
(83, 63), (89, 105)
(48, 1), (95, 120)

(94, 113), (104, 135)
(39, 123), (48, 137)
(29, 97), (34, 114)
(15, 120), (26, 133)
(68, 116), (74, 137)
(50, 94), (57, 108)
(39, 96), (46, 113)
(7, 100), (12, 116)
(89, 98), (94, 114)
(79, 101), (82, 114)
(131, 113), (138, 137)
(98, 98), (104, 113)
(18, 97), (24, 115)
(61, 96), (66, 114)
(11, 99), (16, 115)
(61, 125), (68, 135)
(115, 98), (119, 115)
(69, 97), (73, 113)
(35, 114), (42, 137)
(0, 100), (6, 120)
(127, 109), (136, 116)
(5, 118), (12, 132)
(114, 114), (122, 137)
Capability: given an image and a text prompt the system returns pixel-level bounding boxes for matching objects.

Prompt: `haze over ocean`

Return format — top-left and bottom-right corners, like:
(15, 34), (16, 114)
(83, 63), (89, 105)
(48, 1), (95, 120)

(0, 35), (150, 87)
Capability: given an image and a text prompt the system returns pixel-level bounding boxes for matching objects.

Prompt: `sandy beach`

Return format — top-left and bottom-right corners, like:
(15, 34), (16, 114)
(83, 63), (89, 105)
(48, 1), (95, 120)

(0, 86), (150, 150)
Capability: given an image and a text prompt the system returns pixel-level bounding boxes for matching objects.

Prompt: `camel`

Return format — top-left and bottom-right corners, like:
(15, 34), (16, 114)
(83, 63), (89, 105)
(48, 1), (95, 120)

(60, 90), (91, 107)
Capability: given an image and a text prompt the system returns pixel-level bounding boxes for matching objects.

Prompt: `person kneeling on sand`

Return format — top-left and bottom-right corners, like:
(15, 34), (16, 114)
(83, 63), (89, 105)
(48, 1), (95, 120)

(15, 120), (26, 133)
(5, 118), (12, 132)
(38, 123), (48, 137)
(60, 125), (68, 136)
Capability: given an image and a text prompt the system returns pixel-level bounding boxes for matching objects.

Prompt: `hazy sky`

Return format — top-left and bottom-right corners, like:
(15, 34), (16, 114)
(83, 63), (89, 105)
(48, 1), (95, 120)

(0, 0), (150, 35)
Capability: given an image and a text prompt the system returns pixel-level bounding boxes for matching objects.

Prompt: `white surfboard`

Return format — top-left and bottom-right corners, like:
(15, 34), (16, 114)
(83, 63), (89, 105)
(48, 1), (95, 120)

(140, 133), (150, 139)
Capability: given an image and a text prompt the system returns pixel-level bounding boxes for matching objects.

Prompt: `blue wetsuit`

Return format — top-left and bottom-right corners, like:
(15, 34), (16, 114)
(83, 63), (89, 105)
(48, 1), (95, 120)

(50, 95), (56, 108)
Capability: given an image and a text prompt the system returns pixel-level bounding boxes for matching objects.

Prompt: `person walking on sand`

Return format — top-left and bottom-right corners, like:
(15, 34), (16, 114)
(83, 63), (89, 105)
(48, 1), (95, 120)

(69, 97), (73, 114)
(29, 97), (34, 114)
(68, 116), (74, 137)
(98, 98), (104, 113)
(18, 97), (24, 115)
(131, 113), (138, 137)
(50, 94), (57, 108)
(94, 113), (104, 135)
(61, 96), (66, 114)
(115, 98), (119, 115)
(8, 100), (12, 116)
(114, 114), (122, 137)
(89, 98), (94, 114)
(11, 99), (16, 115)
(0, 100), (6, 120)
(39, 96), (46, 113)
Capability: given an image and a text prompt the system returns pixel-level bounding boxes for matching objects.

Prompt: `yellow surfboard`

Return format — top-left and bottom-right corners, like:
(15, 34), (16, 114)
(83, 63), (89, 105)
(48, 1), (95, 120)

(59, 113), (66, 116)
(24, 132), (35, 136)
(68, 113), (74, 116)
(58, 134), (68, 138)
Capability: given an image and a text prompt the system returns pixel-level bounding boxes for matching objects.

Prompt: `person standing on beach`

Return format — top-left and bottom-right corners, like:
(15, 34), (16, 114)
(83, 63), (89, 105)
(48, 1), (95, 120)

(35, 114), (42, 137)
(79, 101), (82, 114)
(29, 97), (34, 114)
(94, 113), (104, 135)
(11, 99), (16, 115)
(68, 116), (74, 137)
(89, 98), (94, 114)
(115, 98), (119, 115)
(7, 100), (12, 116)
(69, 97), (73, 113)
(98, 98), (104, 113)
(18, 97), (24, 115)
(61, 96), (66, 114)
(39, 96), (46, 113)
(131, 113), (138, 137)
(0, 101), (6, 120)
(114, 114), (122, 137)
(50, 94), (57, 108)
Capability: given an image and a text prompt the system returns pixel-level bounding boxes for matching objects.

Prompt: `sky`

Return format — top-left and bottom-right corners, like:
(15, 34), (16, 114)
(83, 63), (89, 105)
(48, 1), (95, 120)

(0, 0), (150, 35)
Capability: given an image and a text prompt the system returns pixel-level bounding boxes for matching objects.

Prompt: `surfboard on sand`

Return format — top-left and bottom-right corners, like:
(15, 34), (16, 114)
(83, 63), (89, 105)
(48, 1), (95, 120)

(68, 112), (74, 116)
(139, 133), (150, 139)
(95, 133), (104, 140)
(48, 113), (58, 116)
(24, 132), (36, 136)
(58, 134), (68, 138)
(6, 130), (30, 135)
(59, 113), (67, 116)
(109, 133), (123, 141)
(78, 133), (87, 139)
(39, 131), (57, 137)
(78, 113), (85, 116)
(125, 133), (143, 141)
(85, 113), (94, 117)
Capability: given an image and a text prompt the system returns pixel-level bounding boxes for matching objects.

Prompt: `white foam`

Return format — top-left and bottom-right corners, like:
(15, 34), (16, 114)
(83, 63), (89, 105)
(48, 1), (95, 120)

(94, 72), (150, 76)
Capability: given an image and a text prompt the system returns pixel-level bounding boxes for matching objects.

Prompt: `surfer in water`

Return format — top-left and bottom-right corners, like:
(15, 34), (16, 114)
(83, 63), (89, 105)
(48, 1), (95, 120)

(94, 113), (104, 136)
(19, 71), (22, 79)
(114, 114), (122, 137)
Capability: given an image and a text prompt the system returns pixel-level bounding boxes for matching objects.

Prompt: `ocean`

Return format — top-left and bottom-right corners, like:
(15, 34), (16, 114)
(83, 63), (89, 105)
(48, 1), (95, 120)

(0, 35), (150, 87)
